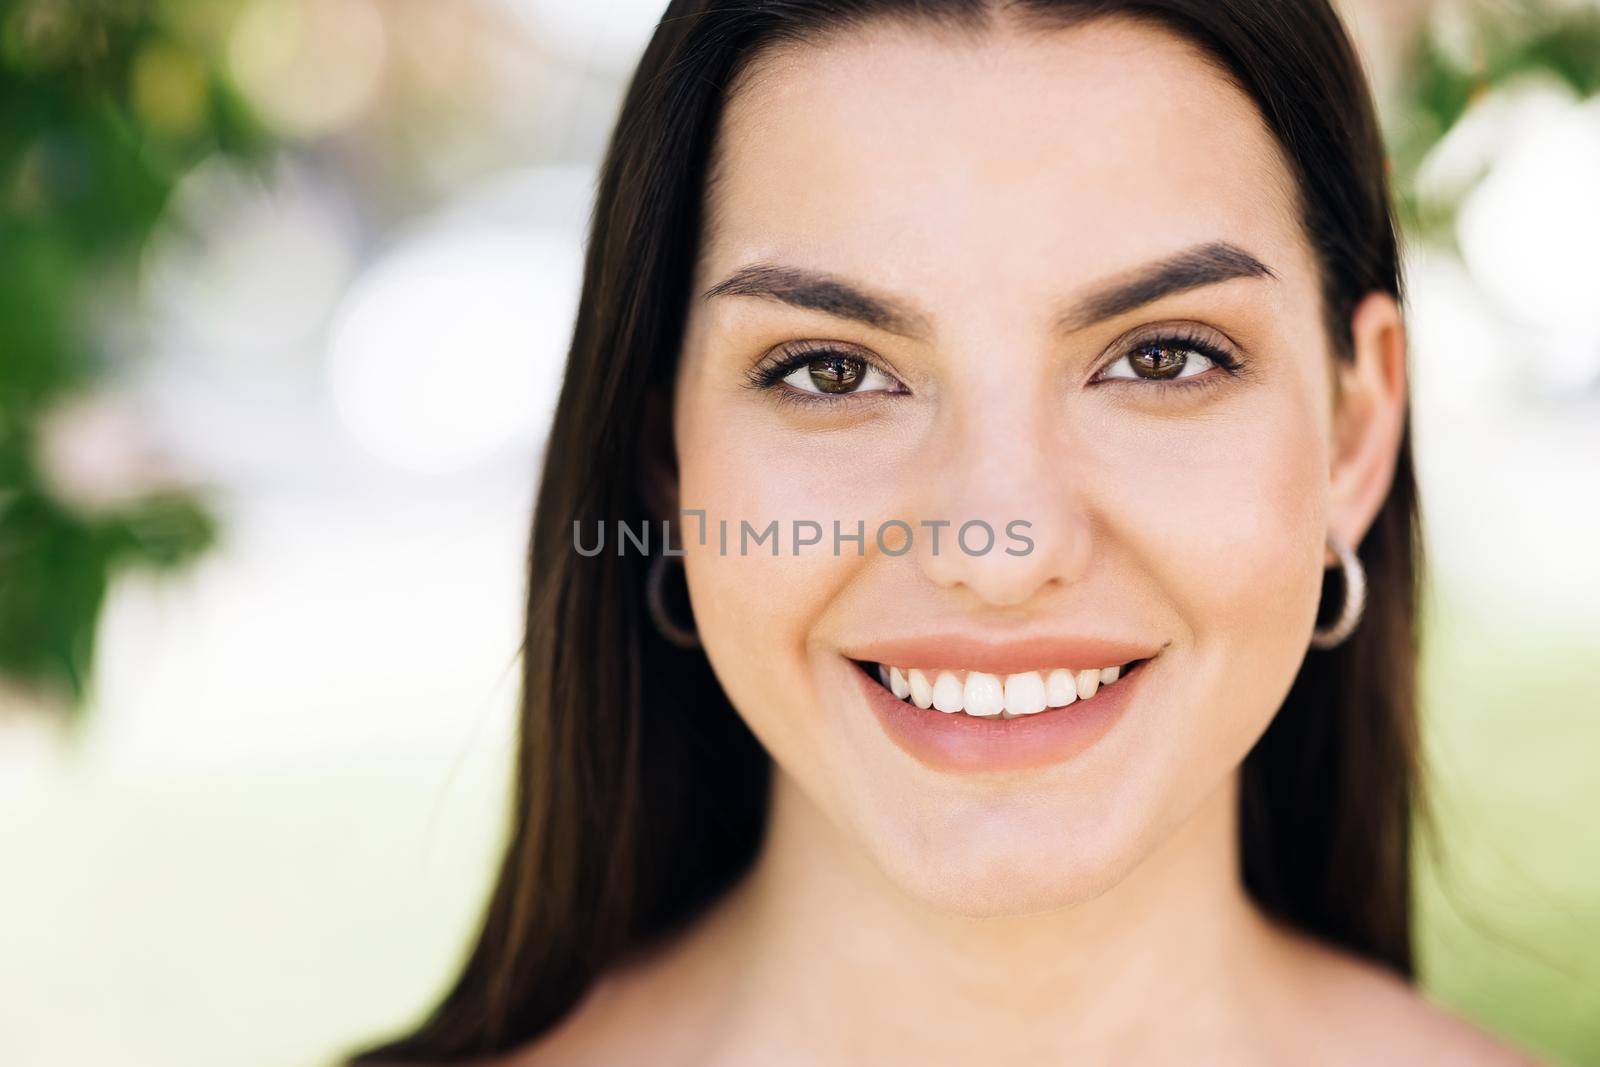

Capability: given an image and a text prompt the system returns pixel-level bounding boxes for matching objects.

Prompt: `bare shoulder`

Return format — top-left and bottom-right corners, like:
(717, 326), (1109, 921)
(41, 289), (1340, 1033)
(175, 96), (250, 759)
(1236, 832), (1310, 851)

(1275, 932), (1543, 1066)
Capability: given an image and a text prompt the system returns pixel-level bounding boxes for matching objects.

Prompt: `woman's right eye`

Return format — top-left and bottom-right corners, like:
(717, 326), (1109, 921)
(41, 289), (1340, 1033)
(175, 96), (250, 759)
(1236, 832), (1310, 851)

(746, 344), (905, 404)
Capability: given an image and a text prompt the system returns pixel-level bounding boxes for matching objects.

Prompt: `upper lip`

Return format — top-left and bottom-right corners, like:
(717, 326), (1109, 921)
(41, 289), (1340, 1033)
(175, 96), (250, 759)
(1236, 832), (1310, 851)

(840, 632), (1166, 675)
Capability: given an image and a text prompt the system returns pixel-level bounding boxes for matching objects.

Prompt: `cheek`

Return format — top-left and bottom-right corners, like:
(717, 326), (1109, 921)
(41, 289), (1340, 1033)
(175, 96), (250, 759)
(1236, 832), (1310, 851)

(1102, 393), (1328, 749)
(1124, 414), (1324, 629)
(674, 399), (890, 758)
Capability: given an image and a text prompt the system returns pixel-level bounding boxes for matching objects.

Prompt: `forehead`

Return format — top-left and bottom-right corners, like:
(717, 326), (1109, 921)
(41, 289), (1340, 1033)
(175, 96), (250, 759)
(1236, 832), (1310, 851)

(699, 17), (1305, 297)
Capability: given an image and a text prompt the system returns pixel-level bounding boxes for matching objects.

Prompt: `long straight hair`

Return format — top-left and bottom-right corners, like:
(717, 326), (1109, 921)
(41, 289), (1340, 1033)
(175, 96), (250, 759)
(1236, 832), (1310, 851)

(354, 0), (1420, 1059)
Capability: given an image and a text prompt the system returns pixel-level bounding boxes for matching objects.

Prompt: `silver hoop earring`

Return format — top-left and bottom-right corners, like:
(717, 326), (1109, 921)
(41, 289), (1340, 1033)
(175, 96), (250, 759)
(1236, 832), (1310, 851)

(646, 552), (700, 649)
(1310, 532), (1366, 650)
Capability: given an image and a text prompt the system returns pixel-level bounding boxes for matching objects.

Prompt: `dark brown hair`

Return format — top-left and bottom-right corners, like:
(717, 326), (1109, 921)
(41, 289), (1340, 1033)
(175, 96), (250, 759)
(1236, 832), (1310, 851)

(353, 0), (1420, 1060)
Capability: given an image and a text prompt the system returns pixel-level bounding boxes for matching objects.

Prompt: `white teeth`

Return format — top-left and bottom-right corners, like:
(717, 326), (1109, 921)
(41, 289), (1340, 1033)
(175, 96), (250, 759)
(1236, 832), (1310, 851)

(1045, 669), (1078, 707)
(875, 660), (1133, 715)
(1003, 672), (1048, 717)
(962, 672), (1005, 718)
(931, 671), (964, 714)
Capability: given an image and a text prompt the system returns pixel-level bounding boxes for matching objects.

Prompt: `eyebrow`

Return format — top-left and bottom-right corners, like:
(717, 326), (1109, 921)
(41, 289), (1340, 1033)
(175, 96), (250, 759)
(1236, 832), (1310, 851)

(1059, 241), (1277, 331)
(701, 241), (1276, 340)
(701, 262), (935, 340)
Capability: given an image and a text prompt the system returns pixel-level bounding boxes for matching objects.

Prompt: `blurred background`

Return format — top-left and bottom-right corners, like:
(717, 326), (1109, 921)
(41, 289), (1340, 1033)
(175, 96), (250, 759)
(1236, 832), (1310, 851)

(0, 0), (1596, 1064)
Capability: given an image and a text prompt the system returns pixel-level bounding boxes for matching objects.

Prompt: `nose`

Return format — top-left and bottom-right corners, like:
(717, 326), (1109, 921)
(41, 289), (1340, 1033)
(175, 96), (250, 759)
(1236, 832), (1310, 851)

(913, 388), (1093, 607)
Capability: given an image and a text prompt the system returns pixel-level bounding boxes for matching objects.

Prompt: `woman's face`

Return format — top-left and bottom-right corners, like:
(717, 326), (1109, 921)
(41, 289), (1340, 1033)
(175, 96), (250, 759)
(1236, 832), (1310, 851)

(673, 18), (1353, 913)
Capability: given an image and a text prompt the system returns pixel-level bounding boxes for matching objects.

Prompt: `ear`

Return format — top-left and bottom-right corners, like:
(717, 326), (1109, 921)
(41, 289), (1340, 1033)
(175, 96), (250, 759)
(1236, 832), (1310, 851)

(637, 386), (680, 526)
(1326, 291), (1408, 564)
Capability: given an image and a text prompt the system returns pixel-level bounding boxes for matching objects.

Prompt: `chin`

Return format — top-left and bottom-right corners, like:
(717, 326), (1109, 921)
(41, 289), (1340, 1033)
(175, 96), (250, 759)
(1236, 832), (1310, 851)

(862, 791), (1151, 918)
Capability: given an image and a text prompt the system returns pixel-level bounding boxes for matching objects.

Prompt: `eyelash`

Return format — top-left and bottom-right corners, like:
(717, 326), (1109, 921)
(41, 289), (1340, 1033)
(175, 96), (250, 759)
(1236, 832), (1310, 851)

(1095, 325), (1246, 394)
(745, 327), (1247, 406)
(745, 340), (906, 408)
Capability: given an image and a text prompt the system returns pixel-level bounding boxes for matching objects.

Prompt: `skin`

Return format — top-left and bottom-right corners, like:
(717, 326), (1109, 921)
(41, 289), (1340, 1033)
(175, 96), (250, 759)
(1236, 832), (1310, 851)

(504, 16), (1534, 1067)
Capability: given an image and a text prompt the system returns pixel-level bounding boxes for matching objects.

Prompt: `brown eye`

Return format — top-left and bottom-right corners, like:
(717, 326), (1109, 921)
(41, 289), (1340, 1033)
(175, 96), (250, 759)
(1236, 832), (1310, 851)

(1098, 336), (1224, 384)
(807, 355), (865, 393)
(1128, 342), (1189, 379)
(760, 344), (902, 401)
(776, 350), (899, 397)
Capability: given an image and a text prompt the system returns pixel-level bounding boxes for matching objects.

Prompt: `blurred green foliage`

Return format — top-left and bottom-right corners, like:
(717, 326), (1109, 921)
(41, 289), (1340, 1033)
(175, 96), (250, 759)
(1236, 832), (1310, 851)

(1387, 6), (1600, 1063)
(0, 0), (269, 709)
(1416, 598), (1600, 1066)
(1389, 0), (1600, 245)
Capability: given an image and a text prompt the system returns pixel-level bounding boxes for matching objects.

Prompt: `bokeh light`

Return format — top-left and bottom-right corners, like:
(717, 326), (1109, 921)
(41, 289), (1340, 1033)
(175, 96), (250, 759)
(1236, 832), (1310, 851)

(1455, 87), (1600, 338)
(227, 0), (388, 138)
(143, 159), (357, 372)
(325, 219), (579, 475)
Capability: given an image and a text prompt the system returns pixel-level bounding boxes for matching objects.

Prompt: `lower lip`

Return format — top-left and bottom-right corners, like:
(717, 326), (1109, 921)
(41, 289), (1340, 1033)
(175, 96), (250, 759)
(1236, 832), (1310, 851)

(857, 661), (1147, 774)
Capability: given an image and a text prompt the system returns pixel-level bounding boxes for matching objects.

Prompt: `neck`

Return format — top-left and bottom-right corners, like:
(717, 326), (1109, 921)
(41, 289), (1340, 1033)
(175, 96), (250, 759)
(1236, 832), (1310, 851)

(705, 769), (1288, 1064)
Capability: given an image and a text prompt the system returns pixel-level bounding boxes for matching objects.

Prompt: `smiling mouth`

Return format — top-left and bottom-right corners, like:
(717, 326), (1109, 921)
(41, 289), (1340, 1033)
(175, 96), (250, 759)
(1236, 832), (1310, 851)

(854, 657), (1151, 720)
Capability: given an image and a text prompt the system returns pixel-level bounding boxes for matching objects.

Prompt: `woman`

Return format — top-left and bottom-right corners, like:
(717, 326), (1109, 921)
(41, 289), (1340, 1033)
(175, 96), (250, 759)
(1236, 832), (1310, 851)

(356, 0), (1537, 1063)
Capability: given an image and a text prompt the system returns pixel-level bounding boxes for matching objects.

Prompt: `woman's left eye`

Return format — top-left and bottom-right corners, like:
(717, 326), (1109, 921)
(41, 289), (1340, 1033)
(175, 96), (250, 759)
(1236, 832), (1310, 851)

(1098, 340), (1221, 382)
